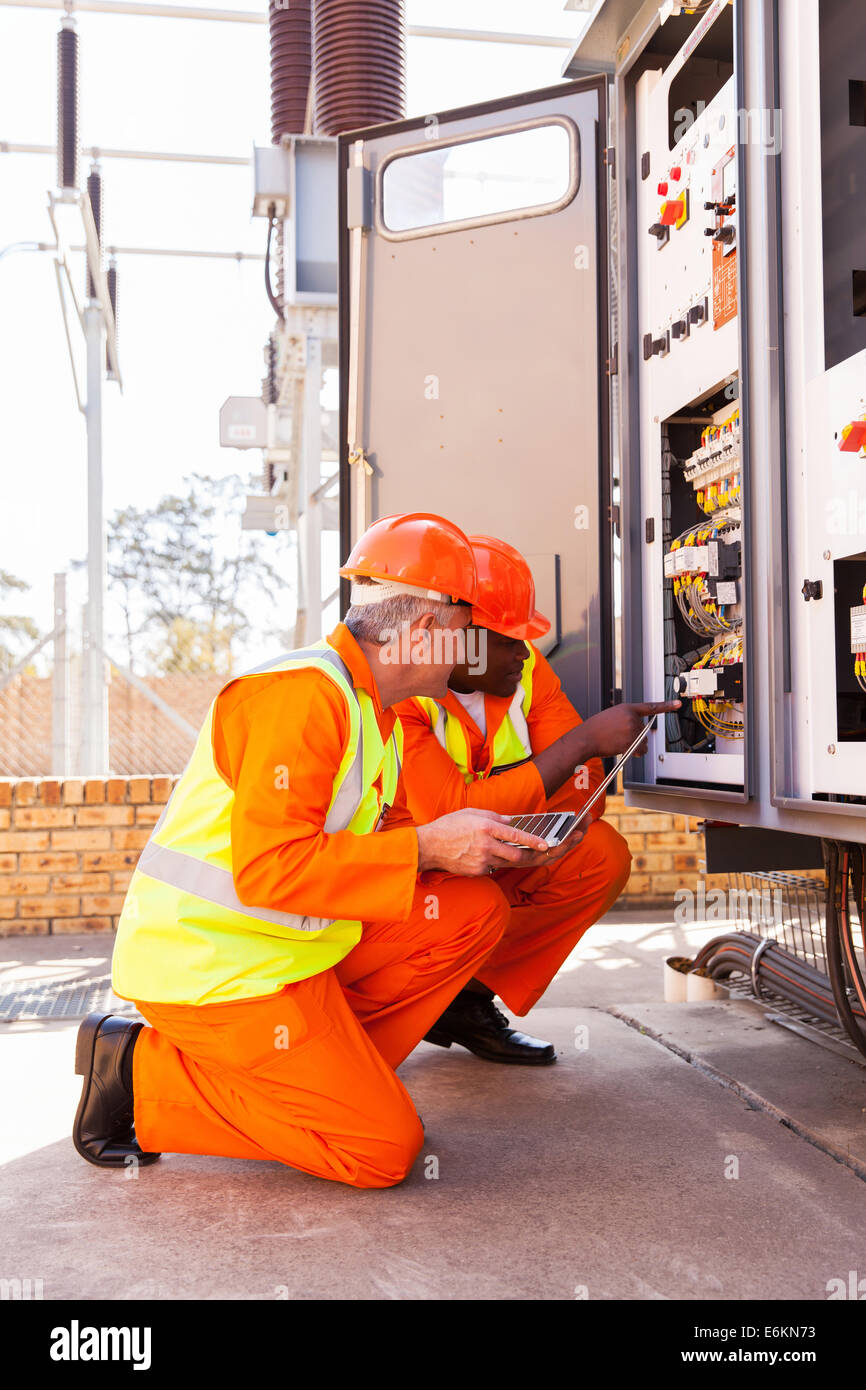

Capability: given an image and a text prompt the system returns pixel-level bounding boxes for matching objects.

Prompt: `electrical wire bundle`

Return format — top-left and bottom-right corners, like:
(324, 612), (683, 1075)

(855, 584), (866, 694)
(668, 520), (741, 637)
(693, 926), (866, 1034)
(824, 841), (866, 1059)
(690, 844), (866, 1059)
(692, 633), (744, 739)
(662, 426), (688, 751)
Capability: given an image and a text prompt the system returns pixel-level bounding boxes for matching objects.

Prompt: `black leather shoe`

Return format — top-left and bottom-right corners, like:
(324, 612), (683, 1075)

(424, 991), (556, 1065)
(73, 1012), (161, 1168)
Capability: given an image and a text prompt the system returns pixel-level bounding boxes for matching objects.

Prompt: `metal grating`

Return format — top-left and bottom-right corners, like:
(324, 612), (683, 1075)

(0, 975), (141, 1023)
(718, 868), (866, 1061)
(725, 871), (833, 974)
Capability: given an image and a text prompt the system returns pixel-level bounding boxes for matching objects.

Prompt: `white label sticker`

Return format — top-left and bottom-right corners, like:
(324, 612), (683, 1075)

(716, 581), (737, 605)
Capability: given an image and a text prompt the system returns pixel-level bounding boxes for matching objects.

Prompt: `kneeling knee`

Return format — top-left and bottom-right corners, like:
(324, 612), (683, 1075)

(360, 1108), (425, 1188)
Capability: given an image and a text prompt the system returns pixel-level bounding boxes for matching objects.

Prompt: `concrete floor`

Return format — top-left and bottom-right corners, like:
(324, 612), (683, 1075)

(2, 911), (865, 1301)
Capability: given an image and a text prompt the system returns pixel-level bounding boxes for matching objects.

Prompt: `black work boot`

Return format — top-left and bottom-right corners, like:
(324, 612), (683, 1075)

(73, 1013), (161, 1168)
(424, 988), (556, 1065)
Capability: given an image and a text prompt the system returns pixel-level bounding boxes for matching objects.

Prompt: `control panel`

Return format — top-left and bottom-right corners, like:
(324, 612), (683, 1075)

(634, 3), (744, 792)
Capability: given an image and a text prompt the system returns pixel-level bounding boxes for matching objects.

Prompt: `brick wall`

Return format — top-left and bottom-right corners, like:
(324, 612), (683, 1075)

(0, 778), (704, 935)
(602, 799), (705, 902)
(0, 777), (178, 936)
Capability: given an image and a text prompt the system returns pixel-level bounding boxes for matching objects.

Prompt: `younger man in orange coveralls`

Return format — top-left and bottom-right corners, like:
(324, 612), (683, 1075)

(396, 535), (653, 1061)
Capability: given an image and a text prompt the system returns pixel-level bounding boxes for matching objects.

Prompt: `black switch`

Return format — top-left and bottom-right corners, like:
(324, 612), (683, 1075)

(671, 318), (689, 340)
(641, 151), (651, 180)
(688, 299), (708, 325)
(645, 517), (655, 544)
(704, 227), (717, 237)
(649, 222), (670, 244)
(714, 226), (736, 244)
(643, 332), (669, 359)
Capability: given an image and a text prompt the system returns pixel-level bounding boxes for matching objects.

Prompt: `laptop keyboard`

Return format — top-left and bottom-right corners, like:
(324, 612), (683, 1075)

(507, 811), (577, 845)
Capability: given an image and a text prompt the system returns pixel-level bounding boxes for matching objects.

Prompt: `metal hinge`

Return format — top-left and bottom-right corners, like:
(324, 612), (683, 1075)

(348, 446), (374, 476)
(609, 502), (621, 538)
(606, 343), (618, 377)
(604, 146), (616, 176)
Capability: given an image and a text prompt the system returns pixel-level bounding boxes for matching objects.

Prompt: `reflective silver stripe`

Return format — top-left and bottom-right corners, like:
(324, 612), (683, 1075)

(137, 841), (332, 933)
(243, 646), (363, 829)
(244, 646), (350, 680)
(144, 649), (358, 838)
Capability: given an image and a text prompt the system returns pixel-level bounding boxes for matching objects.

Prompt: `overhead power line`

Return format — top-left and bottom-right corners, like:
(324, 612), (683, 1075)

(0, 0), (574, 48)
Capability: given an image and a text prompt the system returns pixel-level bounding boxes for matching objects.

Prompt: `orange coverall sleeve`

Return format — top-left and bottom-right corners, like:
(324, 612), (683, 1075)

(213, 671), (419, 924)
(397, 648), (607, 824)
(525, 651), (608, 821)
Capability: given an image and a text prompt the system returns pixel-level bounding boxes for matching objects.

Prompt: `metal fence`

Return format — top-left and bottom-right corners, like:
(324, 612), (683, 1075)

(0, 573), (221, 776)
(0, 666), (220, 776)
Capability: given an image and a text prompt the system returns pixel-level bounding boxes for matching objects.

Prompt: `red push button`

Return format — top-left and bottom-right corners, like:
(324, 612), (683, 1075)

(839, 420), (866, 452)
(670, 165), (682, 180)
(660, 199), (685, 225)
(657, 181), (669, 195)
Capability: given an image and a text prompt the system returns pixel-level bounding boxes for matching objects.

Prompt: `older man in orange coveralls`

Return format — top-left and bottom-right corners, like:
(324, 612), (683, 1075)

(73, 512), (674, 1190)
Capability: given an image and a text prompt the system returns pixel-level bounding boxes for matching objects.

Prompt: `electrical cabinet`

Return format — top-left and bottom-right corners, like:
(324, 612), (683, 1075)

(339, 0), (866, 844)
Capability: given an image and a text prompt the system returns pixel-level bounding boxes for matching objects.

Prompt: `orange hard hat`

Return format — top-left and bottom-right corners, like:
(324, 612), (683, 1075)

(340, 512), (478, 604)
(468, 535), (551, 640)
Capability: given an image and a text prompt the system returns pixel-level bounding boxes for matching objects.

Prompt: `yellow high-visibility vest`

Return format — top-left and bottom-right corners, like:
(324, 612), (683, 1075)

(111, 642), (402, 1006)
(413, 647), (536, 785)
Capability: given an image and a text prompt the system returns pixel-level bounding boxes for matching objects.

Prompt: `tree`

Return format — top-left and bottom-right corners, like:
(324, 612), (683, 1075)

(106, 474), (292, 675)
(0, 570), (40, 675)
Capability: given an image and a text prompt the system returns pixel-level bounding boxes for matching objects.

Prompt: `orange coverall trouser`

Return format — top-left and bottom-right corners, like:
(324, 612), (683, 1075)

(131, 818), (630, 1189)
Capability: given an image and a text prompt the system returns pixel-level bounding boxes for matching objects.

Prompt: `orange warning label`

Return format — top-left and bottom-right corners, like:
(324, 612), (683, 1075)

(712, 242), (737, 329)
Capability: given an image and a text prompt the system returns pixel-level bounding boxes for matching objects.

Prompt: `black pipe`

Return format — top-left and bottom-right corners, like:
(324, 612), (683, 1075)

(694, 930), (866, 1032)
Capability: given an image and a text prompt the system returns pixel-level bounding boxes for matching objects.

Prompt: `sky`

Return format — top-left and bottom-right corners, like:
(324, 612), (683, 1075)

(0, 0), (599, 654)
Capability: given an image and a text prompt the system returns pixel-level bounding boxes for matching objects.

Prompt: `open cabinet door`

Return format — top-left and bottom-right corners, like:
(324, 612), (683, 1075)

(338, 76), (613, 718)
